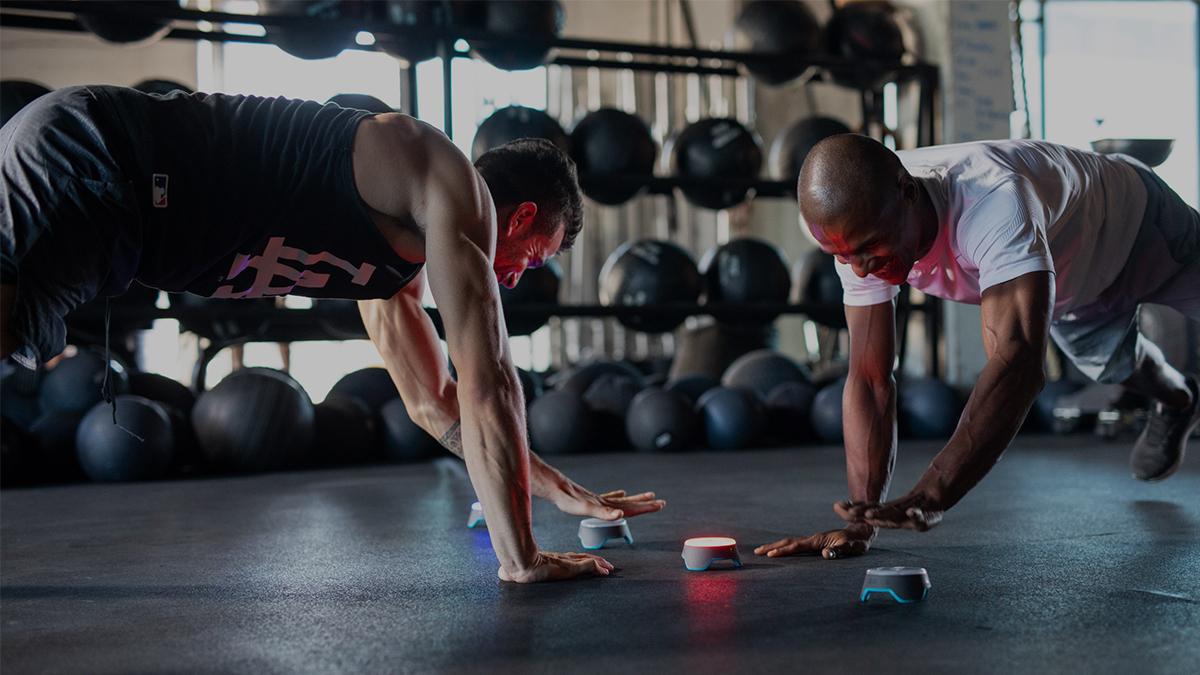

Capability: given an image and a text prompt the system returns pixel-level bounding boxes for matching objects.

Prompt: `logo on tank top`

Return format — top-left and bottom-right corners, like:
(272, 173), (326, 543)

(152, 174), (168, 208)
(210, 237), (377, 299)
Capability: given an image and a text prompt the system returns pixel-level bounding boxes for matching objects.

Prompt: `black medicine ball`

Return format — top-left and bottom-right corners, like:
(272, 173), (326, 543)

(472, 0), (565, 71)
(569, 108), (658, 205)
(731, 0), (823, 86)
(472, 105), (569, 161)
(76, 396), (174, 482)
(192, 368), (314, 473)
(670, 119), (763, 210)
(700, 238), (791, 326)
(598, 240), (702, 333)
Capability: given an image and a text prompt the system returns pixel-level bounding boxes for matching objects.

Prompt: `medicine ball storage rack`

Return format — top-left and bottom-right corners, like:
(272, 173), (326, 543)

(3, 1), (943, 386)
(0, 1), (938, 145)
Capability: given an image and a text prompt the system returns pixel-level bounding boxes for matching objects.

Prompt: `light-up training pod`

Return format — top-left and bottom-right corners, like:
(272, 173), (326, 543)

(467, 502), (485, 528)
(860, 567), (931, 603)
(682, 537), (742, 571)
(578, 518), (634, 549)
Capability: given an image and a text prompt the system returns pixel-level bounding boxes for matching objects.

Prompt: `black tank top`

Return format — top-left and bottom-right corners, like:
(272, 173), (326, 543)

(95, 86), (422, 300)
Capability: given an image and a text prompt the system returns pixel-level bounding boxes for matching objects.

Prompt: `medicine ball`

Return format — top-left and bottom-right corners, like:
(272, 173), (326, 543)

(328, 367), (399, 414)
(665, 373), (721, 406)
(192, 368), (315, 473)
(39, 350), (130, 414)
(312, 394), (379, 466)
(791, 248), (847, 328)
(1, 80), (52, 127)
(499, 259), (561, 335)
(76, 1), (174, 45)
(599, 240), (703, 333)
(811, 376), (846, 443)
(552, 360), (646, 396)
(824, 1), (908, 88)
(582, 373), (643, 418)
(568, 108), (658, 205)
(28, 409), (88, 482)
(898, 377), (963, 439)
(582, 372), (643, 450)
(132, 79), (193, 97)
(826, 1), (907, 61)
(327, 93), (394, 114)
(765, 380), (818, 444)
(700, 238), (791, 326)
(76, 396), (174, 482)
(669, 118), (763, 210)
(730, 0), (822, 86)
(769, 117), (854, 198)
(472, 105), (569, 161)
(381, 396), (444, 462)
(376, 0), (454, 65)
(261, 0), (358, 60)
(722, 349), (812, 399)
(472, 0), (565, 71)
(128, 371), (196, 416)
(696, 386), (765, 450)
(626, 387), (698, 453)
(528, 390), (595, 455)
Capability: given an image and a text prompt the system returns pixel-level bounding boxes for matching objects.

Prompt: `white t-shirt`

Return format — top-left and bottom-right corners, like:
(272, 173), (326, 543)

(836, 140), (1148, 321)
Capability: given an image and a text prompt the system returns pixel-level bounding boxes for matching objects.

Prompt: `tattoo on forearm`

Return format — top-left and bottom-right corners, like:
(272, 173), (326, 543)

(439, 419), (463, 457)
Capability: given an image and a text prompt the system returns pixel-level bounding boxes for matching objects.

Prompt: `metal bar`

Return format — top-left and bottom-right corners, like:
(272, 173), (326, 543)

(578, 175), (793, 198)
(1, 5), (937, 78)
(552, 56), (738, 78)
(439, 39), (453, 139)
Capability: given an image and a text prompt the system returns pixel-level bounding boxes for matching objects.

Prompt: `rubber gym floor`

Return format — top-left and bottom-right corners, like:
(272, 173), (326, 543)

(2, 434), (1197, 675)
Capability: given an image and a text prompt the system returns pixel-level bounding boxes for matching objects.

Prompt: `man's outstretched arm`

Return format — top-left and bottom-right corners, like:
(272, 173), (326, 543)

(837, 271), (1053, 530)
(358, 271), (664, 520)
(756, 296), (897, 559)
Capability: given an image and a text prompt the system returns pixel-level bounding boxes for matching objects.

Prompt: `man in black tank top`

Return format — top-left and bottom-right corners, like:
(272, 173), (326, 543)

(1, 85), (664, 584)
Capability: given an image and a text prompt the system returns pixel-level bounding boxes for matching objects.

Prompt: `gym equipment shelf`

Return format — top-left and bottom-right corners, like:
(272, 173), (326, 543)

(0, 1), (938, 145)
(10, 1), (943, 380)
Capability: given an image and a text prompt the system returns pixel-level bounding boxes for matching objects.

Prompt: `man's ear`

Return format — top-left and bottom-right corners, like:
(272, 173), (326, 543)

(505, 201), (538, 236)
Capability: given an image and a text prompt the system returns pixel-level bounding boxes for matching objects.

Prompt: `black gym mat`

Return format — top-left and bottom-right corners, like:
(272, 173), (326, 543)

(2, 435), (1198, 674)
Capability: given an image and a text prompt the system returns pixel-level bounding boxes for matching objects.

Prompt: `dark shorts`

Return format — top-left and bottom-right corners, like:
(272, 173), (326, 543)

(1049, 156), (1200, 383)
(1, 87), (148, 368)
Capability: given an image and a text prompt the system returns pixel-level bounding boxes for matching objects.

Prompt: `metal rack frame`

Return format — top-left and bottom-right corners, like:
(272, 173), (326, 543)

(3, 0), (944, 381)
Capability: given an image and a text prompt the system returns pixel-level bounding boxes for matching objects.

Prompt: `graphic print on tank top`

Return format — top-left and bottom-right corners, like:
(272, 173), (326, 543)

(209, 236), (377, 299)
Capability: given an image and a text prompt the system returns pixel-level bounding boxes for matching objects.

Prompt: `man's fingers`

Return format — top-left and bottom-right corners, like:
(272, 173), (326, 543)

(600, 490), (627, 498)
(754, 537), (818, 557)
(822, 538), (869, 559)
(612, 499), (665, 517)
(834, 500), (874, 522)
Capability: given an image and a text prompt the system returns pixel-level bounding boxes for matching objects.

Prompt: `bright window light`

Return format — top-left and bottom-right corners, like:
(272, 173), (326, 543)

(355, 31), (376, 46)
(220, 41), (401, 108)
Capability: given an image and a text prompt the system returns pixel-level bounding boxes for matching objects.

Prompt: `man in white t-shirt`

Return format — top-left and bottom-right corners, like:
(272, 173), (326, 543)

(756, 134), (1200, 561)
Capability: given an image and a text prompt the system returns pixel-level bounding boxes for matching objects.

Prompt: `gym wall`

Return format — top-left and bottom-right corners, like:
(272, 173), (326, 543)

(0, 25), (197, 92)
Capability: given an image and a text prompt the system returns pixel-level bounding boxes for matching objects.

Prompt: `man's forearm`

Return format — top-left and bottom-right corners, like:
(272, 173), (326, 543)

(435, 414), (566, 502)
(843, 373), (897, 505)
(457, 385), (541, 577)
(911, 355), (1043, 509)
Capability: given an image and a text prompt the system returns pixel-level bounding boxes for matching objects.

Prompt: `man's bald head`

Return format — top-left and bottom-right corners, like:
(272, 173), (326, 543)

(797, 134), (906, 234)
